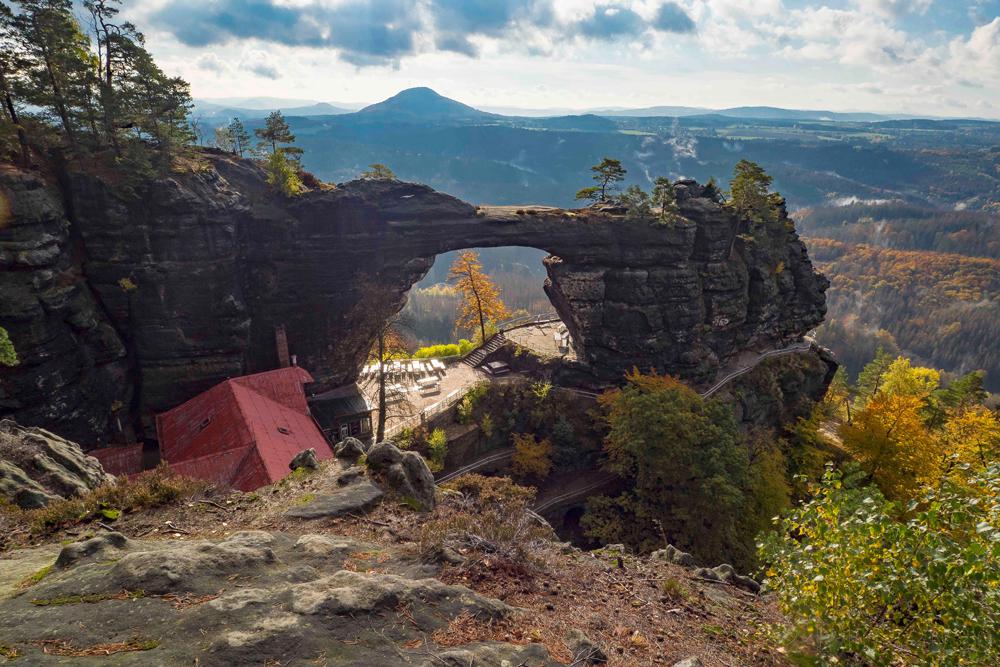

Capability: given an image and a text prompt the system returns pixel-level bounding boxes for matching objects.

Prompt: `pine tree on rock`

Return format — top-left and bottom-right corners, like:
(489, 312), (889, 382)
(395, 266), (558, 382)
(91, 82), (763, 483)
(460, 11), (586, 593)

(228, 117), (250, 156)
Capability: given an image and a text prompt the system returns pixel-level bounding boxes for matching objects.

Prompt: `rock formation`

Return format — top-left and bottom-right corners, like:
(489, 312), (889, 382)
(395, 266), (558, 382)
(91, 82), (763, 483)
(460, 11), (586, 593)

(0, 419), (111, 508)
(0, 168), (131, 445)
(1, 152), (827, 443)
(0, 530), (587, 665)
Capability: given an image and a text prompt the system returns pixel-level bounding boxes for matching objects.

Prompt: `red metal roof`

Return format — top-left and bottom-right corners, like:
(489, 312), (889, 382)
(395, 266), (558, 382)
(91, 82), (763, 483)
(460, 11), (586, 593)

(88, 444), (144, 476)
(155, 367), (333, 491)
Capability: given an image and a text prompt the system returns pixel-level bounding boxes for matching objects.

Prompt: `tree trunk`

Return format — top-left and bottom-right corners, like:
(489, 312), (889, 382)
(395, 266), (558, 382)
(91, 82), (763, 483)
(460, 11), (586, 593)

(1, 79), (30, 167)
(35, 19), (77, 147)
(376, 331), (386, 444)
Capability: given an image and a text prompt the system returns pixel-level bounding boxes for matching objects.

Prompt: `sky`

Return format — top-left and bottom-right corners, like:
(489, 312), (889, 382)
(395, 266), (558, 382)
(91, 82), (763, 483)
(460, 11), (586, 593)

(120, 0), (1000, 117)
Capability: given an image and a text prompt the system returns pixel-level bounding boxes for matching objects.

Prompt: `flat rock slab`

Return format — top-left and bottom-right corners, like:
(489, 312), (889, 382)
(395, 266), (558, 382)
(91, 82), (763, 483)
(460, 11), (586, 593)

(285, 480), (384, 519)
(0, 530), (566, 665)
(0, 544), (61, 600)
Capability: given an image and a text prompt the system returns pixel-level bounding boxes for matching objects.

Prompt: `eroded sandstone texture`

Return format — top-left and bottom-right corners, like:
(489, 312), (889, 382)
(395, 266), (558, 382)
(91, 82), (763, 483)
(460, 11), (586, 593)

(1, 152), (827, 443)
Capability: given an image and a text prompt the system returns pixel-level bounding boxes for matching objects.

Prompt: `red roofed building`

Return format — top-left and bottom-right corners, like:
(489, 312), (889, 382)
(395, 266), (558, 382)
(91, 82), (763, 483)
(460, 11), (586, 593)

(155, 367), (334, 491)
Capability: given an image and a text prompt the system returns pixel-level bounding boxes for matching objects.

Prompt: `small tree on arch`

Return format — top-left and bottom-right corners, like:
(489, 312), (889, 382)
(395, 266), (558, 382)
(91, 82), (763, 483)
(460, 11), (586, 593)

(576, 157), (626, 203)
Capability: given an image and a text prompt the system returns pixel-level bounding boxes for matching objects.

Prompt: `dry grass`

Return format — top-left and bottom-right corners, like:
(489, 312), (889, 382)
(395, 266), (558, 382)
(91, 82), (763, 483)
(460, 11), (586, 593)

(430, 611), (574, 663)
(32, 638), (159, 656)
(3, 464), (207, 537)
(419, 474), (552, 564)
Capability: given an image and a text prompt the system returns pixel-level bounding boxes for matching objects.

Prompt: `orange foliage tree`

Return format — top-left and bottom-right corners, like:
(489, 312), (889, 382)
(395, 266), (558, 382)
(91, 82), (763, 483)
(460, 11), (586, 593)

(448, 250), (509, 343)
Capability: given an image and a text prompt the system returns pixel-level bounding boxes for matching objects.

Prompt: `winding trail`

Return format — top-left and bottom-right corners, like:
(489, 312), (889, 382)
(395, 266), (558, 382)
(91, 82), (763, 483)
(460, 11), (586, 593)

(435, 338), (817, 510)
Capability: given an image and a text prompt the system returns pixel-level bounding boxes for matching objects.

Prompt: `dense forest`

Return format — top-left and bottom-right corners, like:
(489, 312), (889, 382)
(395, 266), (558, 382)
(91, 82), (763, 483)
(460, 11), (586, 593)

(797, 200), (1000, 391)
(797, 202), (1000, 258)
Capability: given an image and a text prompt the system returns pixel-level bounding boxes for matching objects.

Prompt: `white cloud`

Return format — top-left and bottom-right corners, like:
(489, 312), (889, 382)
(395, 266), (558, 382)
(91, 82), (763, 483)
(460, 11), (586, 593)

(850, 0), (934, 18)
(240, 49), (281, 79)
(195, 52), (230, 73)
(946, 17), (1000, 81)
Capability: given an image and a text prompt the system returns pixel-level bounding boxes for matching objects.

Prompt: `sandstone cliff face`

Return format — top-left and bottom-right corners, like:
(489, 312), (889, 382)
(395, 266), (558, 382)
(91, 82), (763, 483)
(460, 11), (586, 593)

(0, 167), (130, 445)
(0, 153), (828, 443)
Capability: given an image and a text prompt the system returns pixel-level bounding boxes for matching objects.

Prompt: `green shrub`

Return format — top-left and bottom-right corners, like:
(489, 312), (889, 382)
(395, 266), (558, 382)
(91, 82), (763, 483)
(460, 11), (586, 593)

(427, 428), (448, 472)
(265, 150), (304, 197)
(759, 464), (1000, 665)
(456, 382), (491, 424)
(0, 326), (17, 367)
(414, 343), (461, 358)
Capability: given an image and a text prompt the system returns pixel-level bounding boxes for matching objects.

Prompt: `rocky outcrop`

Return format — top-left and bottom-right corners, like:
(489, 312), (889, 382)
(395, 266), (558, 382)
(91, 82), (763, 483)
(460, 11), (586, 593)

(366, 441), (437, 510)
(0, 168), (131, 445)
(0, 419), (111, 508)
(1, 152), (827, 443)
(721, 344), (838, 428)
(0, 530), (575, 665)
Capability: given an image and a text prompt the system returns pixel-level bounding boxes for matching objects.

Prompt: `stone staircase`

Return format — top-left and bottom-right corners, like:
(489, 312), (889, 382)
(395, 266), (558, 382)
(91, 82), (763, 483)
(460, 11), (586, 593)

(462, 333), (507, 368)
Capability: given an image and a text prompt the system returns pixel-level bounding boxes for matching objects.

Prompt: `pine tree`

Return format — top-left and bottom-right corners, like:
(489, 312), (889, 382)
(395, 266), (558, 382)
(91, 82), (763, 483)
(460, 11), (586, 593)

(255, 110), (295, 155)
(651, 176), (680, 223)
(14, 0), (98, 148)
(83, 0), (142, 153)
(0, 4), (31, 165)
(728, 159), (776, 223)
(227, 117), (249, 156)
(361, 163), (395, 179)
(576, 157), (626, 202)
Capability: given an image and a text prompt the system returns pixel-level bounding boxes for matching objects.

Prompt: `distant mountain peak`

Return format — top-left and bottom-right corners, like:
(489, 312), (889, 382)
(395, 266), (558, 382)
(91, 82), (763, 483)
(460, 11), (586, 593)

(358, 87), (494, 121)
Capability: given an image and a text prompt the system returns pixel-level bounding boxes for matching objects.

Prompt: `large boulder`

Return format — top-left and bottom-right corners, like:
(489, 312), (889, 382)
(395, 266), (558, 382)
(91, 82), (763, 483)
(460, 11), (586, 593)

(694, 563), (761, 594)
(288, 448), (319, 471)
(365, 442), (436, 511)
(651, 543), (695, 567)
(285, 479), (384, 520)
(334, 436), (368, 462)
(0, 419), (111, 508)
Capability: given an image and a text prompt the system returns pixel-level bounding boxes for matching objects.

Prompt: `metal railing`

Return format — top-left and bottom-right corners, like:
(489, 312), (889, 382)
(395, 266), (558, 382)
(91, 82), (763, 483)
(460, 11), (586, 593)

(701, 340), (813, 398)
(497, 311), (560, 333)
(384, 387), (466, 440)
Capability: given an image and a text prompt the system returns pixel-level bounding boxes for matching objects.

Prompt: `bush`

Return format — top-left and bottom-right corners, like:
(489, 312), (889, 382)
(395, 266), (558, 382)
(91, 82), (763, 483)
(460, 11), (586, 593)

(427, 428), (448, 472)
(759, 464), (1000, 665)
(7, 464), (206, 535)
(510, 433), (553, 481)
(420, 475), (550, 562)
(414, 343), (461, 358)
(264, 150), (304, 196)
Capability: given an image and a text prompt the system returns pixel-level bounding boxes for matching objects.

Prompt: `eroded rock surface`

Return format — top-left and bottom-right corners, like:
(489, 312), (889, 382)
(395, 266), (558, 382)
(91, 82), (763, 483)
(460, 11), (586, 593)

(0, 419), (111, 508)
(0, 169), (130, 445)
(0, 530), (569, 665)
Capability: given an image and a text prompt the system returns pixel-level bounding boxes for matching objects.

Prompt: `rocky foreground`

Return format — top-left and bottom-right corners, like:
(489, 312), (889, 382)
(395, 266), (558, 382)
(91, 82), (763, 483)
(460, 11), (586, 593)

(0, 443), (784, 666)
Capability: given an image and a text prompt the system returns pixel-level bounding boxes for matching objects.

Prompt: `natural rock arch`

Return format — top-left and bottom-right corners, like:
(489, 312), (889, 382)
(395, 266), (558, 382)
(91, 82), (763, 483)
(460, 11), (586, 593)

(2, 153), (827, 442)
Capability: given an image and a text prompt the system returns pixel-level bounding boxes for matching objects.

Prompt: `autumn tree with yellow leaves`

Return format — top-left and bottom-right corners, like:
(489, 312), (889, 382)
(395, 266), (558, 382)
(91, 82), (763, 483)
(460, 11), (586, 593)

(510, 432), (553, 481)
(447, 250), (509, 343)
